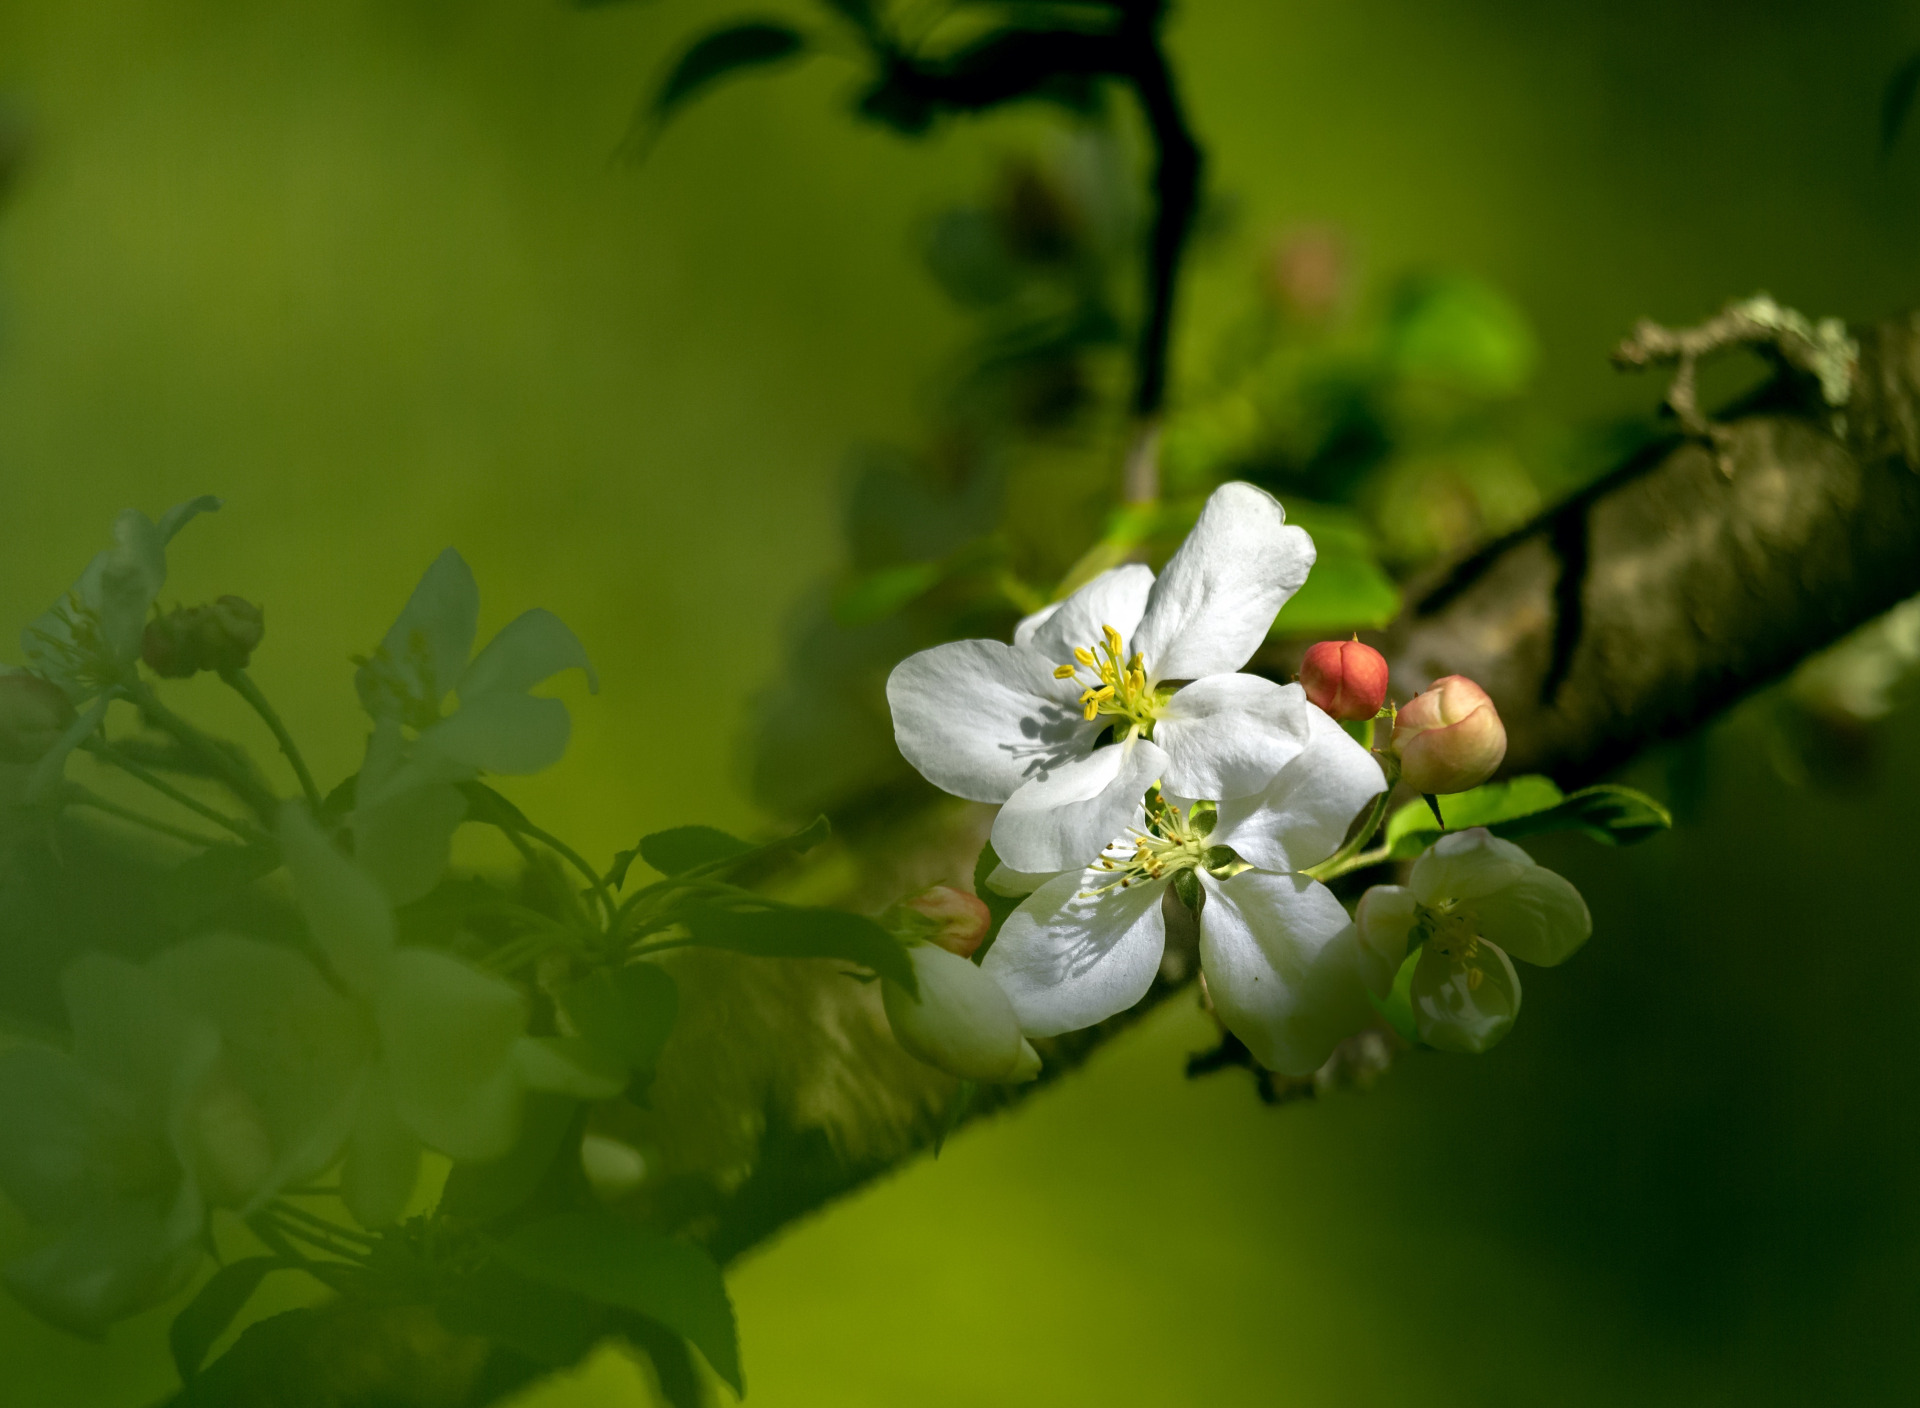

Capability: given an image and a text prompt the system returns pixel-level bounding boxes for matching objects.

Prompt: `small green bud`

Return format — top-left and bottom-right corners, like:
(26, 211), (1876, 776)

(0, 671), (76, 763)
(142, 596), (265, 678)
(883, 884), (992, 959)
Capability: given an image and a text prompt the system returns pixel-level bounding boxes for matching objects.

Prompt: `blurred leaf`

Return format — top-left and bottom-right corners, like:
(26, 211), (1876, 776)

(170, 1257), (280, 1382)
(970, 839), (1022, 963)
(1387, 275), (1536, 397)
(492, 1210), (743, 1394)
(1884, 51), (1920, 156)
(1270, 501), (1400, 634)
(458, 780), (534, 834)
(436, 1260), (605, 1366)
(619, 1313), (711, 1408)
(639, 22), (808, 147)
(559, 963), (679, 1071)
(636, 826), (756, 878)
(158, 841), (281, 931)
(832, 560), (945, 626)
(1385, 775), (1670, 859)
(439, 1094), (582, 1223)
(680, 902), (915, 993)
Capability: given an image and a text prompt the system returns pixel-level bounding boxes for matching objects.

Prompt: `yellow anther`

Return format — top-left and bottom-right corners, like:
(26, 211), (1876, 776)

(1467, 967), (1485, 991)
(1082, 699), (1100, 721)
(1102, 624), (1123, 653)
(1074, 647), (1098, 667)
(1053, 663), (1077, 679)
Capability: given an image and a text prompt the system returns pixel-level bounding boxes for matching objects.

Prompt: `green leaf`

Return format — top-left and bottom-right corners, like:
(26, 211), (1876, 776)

(438, 1093), (582, 1223)
(1384, 775), (1670, 859)
(434, 1260), (605, 1366)
(169, 1257), (280, 1382)
(617, 1314), (710, 1408)
(680, 902), (916, 994)
(1884, 50), (1920, 156)
(458, 779), (534, 833)
(491, 1210), (743, 1394)
(969, 840), (1022, 964)
(637, 826), (756, 878)
(559, 964), (679, 1072)
(644, 23), (807, 140)
(832, 560), (944, 627)
(1370, 949), (1422, 1047)
(158, 841), (281, 931)
(1269, 501), (1400, 635)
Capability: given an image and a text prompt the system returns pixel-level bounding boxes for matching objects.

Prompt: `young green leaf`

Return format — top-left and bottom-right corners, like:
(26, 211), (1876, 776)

(636, 826), (756, 878)
(491, 1210), (743, 1394)
(1385, 775), (1671, 858)
(618, 1313), (711, 1408)
(169, 1257), (281, 1382)
(559, 963), (679, 1072)
(642, 23), (808, 144)
(679, 902), (916, 993)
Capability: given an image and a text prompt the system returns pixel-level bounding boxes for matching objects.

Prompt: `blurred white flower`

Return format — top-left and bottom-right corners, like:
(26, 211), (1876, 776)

(1355, 828), (1590, 1054)
(887, 482), (1317, 873)
(980, 705), (1384, 1076)
(350, 549), (596, 902)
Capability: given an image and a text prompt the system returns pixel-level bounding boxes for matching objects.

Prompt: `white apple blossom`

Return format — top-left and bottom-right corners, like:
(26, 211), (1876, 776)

(278, 806), (621, 1227)
(350, 549), (597, 902)
(1355, 829), (1591, 1054)
(980, 703), (1385, 1076)
(882, 942), (1043, 1084)
(887, 482), (1316, 873)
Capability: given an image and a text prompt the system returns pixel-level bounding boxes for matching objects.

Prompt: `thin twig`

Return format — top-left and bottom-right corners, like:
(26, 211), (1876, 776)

(82, 741), (267, 844)
(220, 667), (325, 812)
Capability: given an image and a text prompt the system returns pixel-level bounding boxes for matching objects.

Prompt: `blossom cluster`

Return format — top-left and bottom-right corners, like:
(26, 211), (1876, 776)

(879, 482), (1593, 1084)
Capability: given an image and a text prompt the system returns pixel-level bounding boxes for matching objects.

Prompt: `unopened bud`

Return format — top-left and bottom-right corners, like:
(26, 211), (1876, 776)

(887, 885), (992, 958)
(1391, 674), (1507, 794)
(882, 942), (1041, 1084)
(0, 672), (76, 764)
(1299, 639), (1389, 721)
(142, 596), (265, 678)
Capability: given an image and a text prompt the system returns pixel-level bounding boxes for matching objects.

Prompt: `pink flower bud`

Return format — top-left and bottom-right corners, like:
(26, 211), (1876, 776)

(1392, 675), (1507, 794)
(895, 885), (992, 959)
(1299, 639), (1390, 721)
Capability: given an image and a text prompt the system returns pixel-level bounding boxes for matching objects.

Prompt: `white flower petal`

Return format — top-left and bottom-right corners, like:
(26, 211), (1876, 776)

(374, 949), (526, 1163)
(356, 548), (480, 719)
(279, 803), (396, 998)
(887, 639), (1087, 803)
(1410, 827), (1533, 904)
(1197, 870), (1373, 1077)
(61, 954), (202, 1119)
(1156, 673), (1310, 800)
(982, 868), (1168, 1037)
(0, 1047), (110, 1226)
(1468, 866), (1592, 968)
(1, 1201), (203, 1336)
(350, 719), (469, 906)
(458, 608), (598, 701)
(1213, 700), (1386, 872)
(1354, 885), (1418, 998)
(341, 1067), (422, 1230)
(416, 692), (572, 777)
(991, 734), (1167, 874)
(1015, 564), (1155, 662)
(882, 944), (1030, 1082)
(149, 935), (374, 1197)
(1131, 482), (1315, 682)
(1411, 939), (1522, 1054)
(984, 862), (1059, 897)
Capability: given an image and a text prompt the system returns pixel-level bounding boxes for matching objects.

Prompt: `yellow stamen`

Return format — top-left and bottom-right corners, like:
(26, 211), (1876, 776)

(1053, 663), (1077, 679)
(1074, 647), (1098, 667)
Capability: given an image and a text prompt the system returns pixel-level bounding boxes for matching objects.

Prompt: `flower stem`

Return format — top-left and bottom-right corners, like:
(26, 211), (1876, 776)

(220, 667), (324, 813)
(82, 741), (267, 844)
(125, 680), (278, 818)
(1304, 757), (1401, 884)
(66, 786), (226, 848)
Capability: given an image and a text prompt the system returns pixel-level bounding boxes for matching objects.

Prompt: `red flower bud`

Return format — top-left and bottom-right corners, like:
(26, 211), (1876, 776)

(894, 885), (992, 959)
(142, 596), (265, 678)
(1391, 675), (1507, 794)
(1299, 639), (1389, 721)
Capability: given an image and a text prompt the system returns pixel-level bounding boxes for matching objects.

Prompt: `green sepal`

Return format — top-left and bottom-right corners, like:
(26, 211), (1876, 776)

(969, 839), (1023, 964)
(1371, 949), (1422, 1047)
(1171, 867), (1204, 915)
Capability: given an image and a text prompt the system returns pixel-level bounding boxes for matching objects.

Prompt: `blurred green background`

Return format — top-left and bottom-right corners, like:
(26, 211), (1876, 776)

(2, 0), (1919, 1403)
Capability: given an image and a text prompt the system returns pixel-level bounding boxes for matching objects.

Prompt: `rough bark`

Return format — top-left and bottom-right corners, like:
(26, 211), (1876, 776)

(176, 308), (1920, 1404)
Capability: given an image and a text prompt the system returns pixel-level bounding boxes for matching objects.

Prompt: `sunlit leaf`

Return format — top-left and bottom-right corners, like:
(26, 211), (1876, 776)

(491, 1210), (743, 1394)
(1385, 775), (1671, 859)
